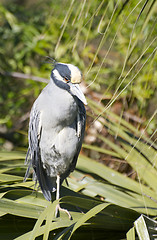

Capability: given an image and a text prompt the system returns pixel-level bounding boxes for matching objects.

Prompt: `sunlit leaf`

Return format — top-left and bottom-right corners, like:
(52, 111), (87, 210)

(126, 226), (135, 240)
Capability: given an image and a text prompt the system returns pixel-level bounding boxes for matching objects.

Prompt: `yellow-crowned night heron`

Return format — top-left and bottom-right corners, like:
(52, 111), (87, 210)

(24, 62), (87, 218)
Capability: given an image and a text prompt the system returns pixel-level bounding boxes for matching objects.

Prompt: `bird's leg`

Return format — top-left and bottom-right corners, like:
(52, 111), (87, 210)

(55, 175), (72, 220)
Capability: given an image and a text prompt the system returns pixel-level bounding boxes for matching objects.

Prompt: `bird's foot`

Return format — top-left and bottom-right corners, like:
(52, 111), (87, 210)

(55, 204), (72, 220)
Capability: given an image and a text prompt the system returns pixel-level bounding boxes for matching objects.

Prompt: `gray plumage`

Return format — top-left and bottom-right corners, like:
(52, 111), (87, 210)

(24, 62), (86, 202)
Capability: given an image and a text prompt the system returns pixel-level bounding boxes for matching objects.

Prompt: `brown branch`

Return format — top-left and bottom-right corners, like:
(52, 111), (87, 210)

(0, 71), (49, 83)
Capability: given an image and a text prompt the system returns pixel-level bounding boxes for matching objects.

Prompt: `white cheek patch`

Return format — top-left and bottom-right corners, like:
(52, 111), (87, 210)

(53, 69), (63, 81)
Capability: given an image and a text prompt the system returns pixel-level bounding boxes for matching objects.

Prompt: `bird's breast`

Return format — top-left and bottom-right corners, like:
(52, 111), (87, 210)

(40, 87), (77, 130)
(36, 84), (82, 177)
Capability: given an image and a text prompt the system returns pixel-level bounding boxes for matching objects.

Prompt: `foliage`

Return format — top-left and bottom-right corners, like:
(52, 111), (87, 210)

(0, 0), (157, 132)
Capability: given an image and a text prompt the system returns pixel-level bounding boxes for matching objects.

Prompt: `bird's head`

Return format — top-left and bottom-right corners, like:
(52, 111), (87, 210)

(51, 62), (87, 105)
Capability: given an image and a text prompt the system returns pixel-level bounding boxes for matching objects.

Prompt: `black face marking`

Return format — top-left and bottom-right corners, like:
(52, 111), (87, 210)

(51, 64), (70, 91)
(55, 63), (71, 81)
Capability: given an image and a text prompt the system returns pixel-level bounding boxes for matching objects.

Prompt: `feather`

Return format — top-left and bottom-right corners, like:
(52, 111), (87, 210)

(24, 102), (56, 201)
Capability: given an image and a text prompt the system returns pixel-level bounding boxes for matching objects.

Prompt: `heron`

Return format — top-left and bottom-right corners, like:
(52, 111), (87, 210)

(24, 62), (87, 219)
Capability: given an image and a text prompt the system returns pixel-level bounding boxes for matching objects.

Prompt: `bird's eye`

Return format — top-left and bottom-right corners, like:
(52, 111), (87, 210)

(64, 77), (70, 83)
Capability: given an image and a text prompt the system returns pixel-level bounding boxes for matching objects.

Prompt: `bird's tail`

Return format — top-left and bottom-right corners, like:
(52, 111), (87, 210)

(35, 156), (57, 201)
(24, 148), (57, 201)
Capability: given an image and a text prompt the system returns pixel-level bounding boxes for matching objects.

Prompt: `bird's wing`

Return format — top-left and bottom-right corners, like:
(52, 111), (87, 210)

(24, 102), (41, 180)
(24, 102), (53, 201)
(60, 98), (86, 183)
(71, 98), (86, 171)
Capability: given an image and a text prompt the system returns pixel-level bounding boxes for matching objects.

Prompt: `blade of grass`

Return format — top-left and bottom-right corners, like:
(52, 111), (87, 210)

(0, 151), (25, 160)
(83, 143), (120, 157)
(55, 203), (110, 240)
(0, 198), (43, 219)
(134, 215), (150, 240)
(126, 226), (135, 240)
(43, 201), (58, 240)
(78, 155), (157, 201)
(28, 200), (58, 240)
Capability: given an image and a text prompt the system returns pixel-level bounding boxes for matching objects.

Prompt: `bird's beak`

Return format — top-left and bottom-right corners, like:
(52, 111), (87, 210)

(69, 83), (87, 105)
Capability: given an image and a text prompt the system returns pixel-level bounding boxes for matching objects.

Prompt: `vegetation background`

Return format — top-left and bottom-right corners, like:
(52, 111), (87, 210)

(0, 0), (157, 239)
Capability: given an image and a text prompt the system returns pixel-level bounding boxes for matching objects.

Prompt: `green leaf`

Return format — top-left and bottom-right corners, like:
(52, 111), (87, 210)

(0, 151), (25, 161)
(134, 215), (150, 240)
(28, 201), (57, 240)
(43, 201), (59, 240)
(83, 143), (120, 157)
(0, 198), (44, 219)
(122, 143), (157, 191)
(61, 203), (110, 240)
(0, 173), (23, 182)
(135, 215), (157, 240)
(126, 226), (135, 240)
(15, 219), (76, 240)
(78, 155), (157, 202)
